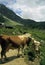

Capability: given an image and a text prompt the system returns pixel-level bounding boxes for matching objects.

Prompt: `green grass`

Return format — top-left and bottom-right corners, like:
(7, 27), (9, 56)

(28, 29), (45, 41)
(3, 16), (23, 26)
(0, 26), (28, 35)
(28, 29), (45, 65)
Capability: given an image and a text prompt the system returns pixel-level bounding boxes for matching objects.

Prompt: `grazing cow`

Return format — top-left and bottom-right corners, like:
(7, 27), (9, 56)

(0, 33), (32, 63)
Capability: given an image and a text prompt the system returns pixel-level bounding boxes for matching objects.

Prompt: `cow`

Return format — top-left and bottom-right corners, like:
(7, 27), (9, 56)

(0, 33), (32, 63)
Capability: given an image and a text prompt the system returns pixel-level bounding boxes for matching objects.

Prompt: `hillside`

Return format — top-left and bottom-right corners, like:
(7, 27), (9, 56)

(0, 4), (23, 26)
(0, 4), (45, 29)
(0, 4), (23, 24)
(0, 15), (22, 26)
(0, 4), (36, 26)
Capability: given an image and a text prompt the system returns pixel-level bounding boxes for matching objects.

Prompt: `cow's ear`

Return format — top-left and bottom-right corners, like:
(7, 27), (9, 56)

(0, 35), (2, 38)
(29, 37), (32, 41)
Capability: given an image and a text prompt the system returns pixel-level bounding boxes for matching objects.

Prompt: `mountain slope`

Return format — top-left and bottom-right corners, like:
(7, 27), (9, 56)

(0, 4), (35, 25)
(0, 4), (22, 22)
(0, 4), (23, 26)
(0, 14), (22, 26)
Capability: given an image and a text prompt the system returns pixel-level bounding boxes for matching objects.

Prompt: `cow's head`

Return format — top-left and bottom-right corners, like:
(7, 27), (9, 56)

(23, 33), (32, 46)
(24, 33), (32, 38)
(26, 37), (32, 46)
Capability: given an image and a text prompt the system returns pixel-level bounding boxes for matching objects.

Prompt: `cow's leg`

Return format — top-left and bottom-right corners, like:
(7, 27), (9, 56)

(1, 50), (6, 63)
(1, 50), (3, 62)
(1, 49), (8, 63)
(4, 52), (8, 60)
(21, 45), (24, 57)
(17, 47), (20, 57)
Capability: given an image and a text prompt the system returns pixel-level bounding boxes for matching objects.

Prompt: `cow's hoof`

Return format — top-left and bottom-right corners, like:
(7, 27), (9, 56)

(1, 59), (6, 64)
(17, 55), (20, 57)
(5, 58), (8, 61)
(22, 56), (24, 58)
(20, 55), (24, 58)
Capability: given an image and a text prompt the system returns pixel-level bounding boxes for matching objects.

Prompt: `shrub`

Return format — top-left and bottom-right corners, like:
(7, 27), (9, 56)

(24, 42), (36, 61)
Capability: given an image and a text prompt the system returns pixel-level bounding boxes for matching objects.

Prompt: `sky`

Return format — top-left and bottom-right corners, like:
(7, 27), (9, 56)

(0, 0), (45, 22)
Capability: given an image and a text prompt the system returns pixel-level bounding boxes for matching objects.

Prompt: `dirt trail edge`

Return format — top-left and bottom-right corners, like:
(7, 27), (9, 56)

(0, 47), (40, 65)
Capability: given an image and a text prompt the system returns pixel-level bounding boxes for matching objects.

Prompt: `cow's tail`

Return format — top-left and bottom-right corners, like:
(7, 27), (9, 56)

(0, 35), (2, 45)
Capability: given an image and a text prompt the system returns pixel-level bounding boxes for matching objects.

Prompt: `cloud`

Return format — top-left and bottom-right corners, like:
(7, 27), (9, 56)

(15, 8), (22, 16)
(36, 0), (45, 6)
(20, 6), (45, 21)
(0, 0), (16, 5)
(0, 0), (45, 21)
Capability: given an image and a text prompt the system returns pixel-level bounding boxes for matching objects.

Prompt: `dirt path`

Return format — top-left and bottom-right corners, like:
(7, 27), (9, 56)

(0, 46), (40, 65)
(0, 46), (27, 65)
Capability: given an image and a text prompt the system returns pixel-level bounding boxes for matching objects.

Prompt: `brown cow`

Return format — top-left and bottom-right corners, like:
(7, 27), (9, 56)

(0, 33), (32, 63)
